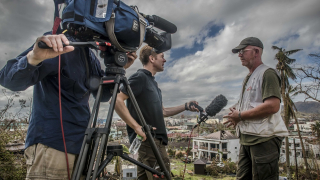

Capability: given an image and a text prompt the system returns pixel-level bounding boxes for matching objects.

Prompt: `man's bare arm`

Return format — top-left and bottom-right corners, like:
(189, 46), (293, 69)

(162, 100), (199, 117)
(114, 92), (146, 141)
(223, 97), (280, 127)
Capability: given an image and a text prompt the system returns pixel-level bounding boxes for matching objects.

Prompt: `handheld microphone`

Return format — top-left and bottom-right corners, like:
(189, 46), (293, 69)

(140, 13), (177, 34)
(190, 94), (228, 128)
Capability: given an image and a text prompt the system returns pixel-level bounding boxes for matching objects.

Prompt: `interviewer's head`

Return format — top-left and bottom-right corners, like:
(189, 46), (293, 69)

(139, 45), (166, 72)
(139, 45), (157, 65)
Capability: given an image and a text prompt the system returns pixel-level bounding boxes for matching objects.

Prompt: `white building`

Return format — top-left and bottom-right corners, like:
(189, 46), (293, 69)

(192, 131), (240, 163)
(292, 121), (315, 133)
(122, 165), (137, 180)
(280, 136), (320, 167)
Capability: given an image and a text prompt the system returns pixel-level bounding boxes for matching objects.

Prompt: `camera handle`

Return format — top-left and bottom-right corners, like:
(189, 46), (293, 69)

(71, 73), (172, 180)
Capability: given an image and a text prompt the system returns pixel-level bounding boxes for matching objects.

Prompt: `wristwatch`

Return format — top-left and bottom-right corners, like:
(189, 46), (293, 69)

(185, 102), (188, 110)
(238, 111), (243, 121)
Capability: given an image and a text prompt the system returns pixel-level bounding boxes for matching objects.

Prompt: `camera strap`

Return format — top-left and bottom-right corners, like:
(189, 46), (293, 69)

(105, 6), (147, 52)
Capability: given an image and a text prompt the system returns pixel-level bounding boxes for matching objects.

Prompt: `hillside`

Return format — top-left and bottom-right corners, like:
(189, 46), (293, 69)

(294, 101), (320, 114)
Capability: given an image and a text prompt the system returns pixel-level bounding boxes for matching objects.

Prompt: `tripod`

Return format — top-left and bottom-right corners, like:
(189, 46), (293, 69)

(71, 46), (172, 180)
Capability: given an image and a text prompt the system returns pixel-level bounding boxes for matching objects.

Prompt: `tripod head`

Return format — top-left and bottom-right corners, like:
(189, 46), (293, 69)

(38, 38), (129, 76)
(99, 43), (128, 76)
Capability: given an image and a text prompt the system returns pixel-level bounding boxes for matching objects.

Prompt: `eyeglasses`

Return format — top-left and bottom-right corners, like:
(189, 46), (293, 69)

(238, 49), (254, 55)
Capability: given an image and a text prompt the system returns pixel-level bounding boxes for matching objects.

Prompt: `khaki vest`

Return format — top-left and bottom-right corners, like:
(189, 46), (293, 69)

(236, 64), (289, 137)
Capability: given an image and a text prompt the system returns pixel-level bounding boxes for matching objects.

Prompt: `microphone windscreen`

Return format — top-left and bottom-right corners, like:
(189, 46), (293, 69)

(152, 15), (177, 34)
(205, 94), (228, 116)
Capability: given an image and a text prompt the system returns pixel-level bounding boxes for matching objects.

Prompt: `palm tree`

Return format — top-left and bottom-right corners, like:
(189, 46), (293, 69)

(285, 86), (311, 179)
(273, 46), (302, 180)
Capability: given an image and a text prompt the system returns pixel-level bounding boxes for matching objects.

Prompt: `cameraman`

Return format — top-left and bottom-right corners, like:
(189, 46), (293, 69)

(0, 33), (137, 179)
(115, 45), (199, 179)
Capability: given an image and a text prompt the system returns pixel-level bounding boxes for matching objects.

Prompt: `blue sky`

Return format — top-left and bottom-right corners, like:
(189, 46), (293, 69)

(0, 0), (320, 118)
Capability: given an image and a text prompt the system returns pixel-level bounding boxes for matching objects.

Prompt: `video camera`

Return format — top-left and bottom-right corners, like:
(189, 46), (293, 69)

(59, 0), (176, 56)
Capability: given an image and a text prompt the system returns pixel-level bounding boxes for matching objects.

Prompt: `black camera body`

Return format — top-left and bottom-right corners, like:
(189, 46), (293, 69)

(63, 21), (173, 55)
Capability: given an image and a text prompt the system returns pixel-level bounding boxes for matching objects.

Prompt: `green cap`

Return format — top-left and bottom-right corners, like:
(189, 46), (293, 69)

(137, 134), (143, 140)
(232, 37), (263, 53)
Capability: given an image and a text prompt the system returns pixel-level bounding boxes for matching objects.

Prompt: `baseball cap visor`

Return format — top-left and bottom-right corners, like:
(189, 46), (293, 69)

(232, 44), (247, 53)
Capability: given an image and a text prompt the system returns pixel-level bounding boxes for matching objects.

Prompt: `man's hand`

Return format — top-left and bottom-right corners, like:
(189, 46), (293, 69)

(133, 125), (157, 142)
(223, 107), (241, 128)
(187, 101), (200, 112)
(124, 52), (137, 69)
(134, 125), (146, 141)
(27, 34), (74, 66)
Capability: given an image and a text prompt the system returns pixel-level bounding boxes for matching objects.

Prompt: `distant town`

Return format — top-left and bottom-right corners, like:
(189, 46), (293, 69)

(3, 102), (320, 179)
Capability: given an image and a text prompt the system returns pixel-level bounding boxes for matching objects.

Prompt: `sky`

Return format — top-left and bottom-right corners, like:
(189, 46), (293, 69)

(0, 0), (320, 118)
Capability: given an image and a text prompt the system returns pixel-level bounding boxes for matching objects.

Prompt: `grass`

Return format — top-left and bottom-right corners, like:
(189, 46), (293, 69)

(170, 159), (236, 180)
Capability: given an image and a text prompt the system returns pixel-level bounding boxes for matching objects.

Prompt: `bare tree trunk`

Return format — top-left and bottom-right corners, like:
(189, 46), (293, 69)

(281, 74), (291, 180)
(285, 137), (291, 180)
(293, 138), (298, 179)
(289, 103), (312, 180)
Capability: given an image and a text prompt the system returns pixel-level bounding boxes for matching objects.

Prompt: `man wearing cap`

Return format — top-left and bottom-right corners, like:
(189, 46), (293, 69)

(223, 37), (288, 180)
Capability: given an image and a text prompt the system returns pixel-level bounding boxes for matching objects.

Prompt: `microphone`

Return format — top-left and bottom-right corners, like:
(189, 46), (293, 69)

(190, 94), (228, 128)
(141, 14), (177, 34)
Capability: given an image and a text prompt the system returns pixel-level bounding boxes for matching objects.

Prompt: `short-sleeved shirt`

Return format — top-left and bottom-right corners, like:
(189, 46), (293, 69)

(120, 69), (168, 145)
(240, 68), (282, 145)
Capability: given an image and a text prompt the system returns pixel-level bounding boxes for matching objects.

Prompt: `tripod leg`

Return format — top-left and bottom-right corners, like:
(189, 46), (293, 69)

(96, 153), (114, 176)
(122, 77), (172, 180)
(72, 84), (103, 180)
(89, 75), (122, 180)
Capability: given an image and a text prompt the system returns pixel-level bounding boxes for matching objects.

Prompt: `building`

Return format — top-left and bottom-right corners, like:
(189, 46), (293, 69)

(280, 136), (320, 167)
(292, 121), (315, 133)
(122, 165), (137, 180)
(109, 128), (122, 139)
(192, 131), (240, 163)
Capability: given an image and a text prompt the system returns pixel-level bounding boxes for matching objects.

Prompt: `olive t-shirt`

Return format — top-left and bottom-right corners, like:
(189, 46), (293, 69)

(240, 68), (282, 145)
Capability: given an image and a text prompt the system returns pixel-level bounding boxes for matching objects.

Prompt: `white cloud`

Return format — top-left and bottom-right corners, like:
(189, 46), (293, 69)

(0, 0), (320, 118)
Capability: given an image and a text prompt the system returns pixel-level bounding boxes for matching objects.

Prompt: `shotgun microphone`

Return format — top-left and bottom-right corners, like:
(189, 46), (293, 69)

(140, 13), (177, 34)
(191, 94), (228, 128)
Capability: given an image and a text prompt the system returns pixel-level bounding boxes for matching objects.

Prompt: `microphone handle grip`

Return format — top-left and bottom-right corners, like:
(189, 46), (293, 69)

(189, 102), (204, 112)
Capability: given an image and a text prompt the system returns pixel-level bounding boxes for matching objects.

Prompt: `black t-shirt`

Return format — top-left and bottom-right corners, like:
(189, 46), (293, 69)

(120, 69), (168, 145)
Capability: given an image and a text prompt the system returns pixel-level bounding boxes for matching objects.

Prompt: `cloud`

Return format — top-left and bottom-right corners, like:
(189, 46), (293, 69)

(0, 0), (320, 118)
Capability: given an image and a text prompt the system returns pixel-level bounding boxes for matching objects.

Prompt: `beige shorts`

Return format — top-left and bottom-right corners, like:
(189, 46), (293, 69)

(24, 143), (76, 180)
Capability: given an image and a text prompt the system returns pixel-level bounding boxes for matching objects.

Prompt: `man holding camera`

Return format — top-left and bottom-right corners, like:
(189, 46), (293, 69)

(115, 45), (199, 179)
(223, 37), (288, 180)
(0, 33), (137, 179)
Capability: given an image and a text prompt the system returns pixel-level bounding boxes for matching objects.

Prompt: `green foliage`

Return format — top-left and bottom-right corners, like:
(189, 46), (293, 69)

(0, 90), (31, 180)
(0, 132), (26, 180)
(205, 160), (236, 177)
(175, 151), (184, 159)
(168, 148), (176, 157)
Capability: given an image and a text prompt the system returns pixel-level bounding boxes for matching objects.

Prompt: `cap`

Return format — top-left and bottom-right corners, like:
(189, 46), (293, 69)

(232, 37), (263, 53)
